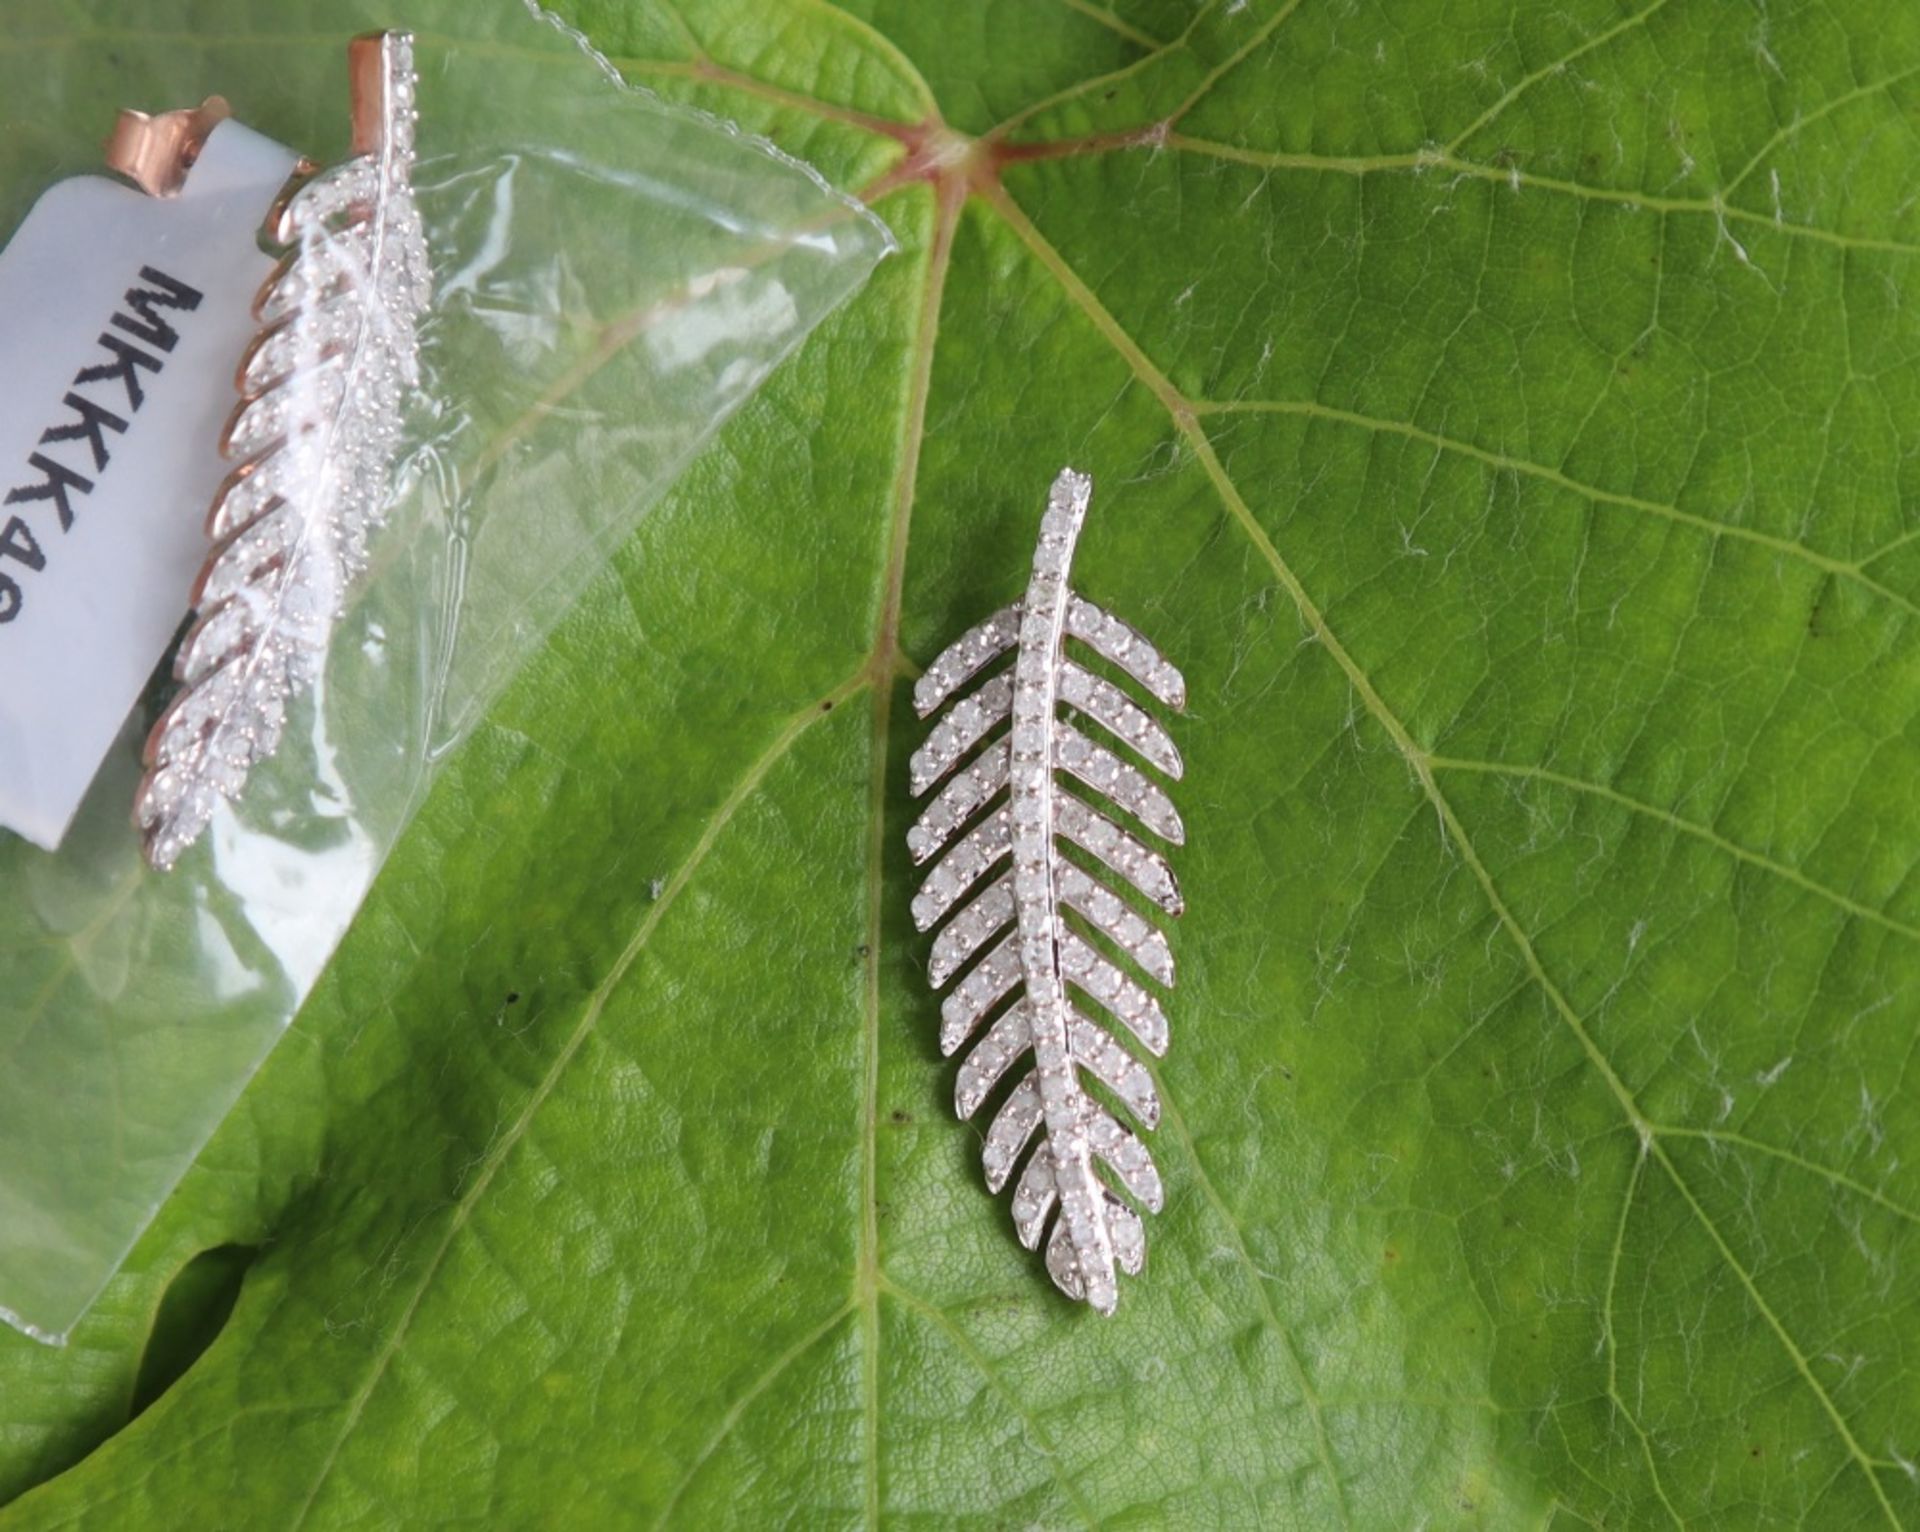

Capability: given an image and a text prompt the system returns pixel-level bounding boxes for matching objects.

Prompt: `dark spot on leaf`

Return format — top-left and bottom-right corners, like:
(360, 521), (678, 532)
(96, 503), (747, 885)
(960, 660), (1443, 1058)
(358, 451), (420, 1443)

(855, 943), (871, 961)
(890, 1108), (911, 1124)
(1808, 595), (1829, 638)
(821, 698), (834, 712)
(131, 1245), (256, 1418)
(1383, 1246), (1399, 1263)
(505, 991), (520, 1005)
(1750, 1444), (1764, 1459)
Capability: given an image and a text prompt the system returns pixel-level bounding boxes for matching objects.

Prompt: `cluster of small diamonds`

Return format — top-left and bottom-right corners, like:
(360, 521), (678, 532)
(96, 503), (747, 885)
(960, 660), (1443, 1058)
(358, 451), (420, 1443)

(928, 875), (1014, 988)
(241, 301), (366, 395)
(1001, 472), (1125, 1309)
(909, 672), (1011, 797)
(137, 33), (430, 871)
(910, 806), (1010, 930)
(1067, 596), (1185, 709)
(1055, 795), (1180, 913)
(955, 1002), (1031, 1119)
(937, 932), (1021, 1054)
(1054, 722), (1182, 843)
(1013, 1151), (1146, 1277)
(907, 468), (1189, 1315)
(982, 1076), (1042, 1192)
(1067, 1012), (1159, 1125)
(1010, 1145), (1058, 1248)
(913, 605), (1021, 716)
(907, 741), (1008, 863)
(1059, 663), (1180, 776)
(1059, 928), (1168, 1055)
(1084, 1101), (1161, 1207)
(1056, 861), (1172, 989)
(951, 996), (1162, 1133)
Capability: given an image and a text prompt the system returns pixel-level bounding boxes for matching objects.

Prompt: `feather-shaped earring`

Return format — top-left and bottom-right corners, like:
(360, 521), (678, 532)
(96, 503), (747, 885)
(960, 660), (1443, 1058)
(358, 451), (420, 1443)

(909, 468), (1186, 1314)
(134, 31), (431, 870)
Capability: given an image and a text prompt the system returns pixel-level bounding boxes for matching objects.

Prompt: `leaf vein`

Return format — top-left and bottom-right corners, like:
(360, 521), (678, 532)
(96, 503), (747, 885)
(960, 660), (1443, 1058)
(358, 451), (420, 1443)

(1158, 134), (1920, 260)
(1442, 0), (1677, 156)
(856, 172), (967, 1527)
(1600, 1145), (1687, 1529)
(1427, 756), (1920, 945)
(986, 0), (1224, 141)
(1655, 1126), (1920, 1230)
(283, 670), (869, 1530)
(980, 170), (1904, 1531)
(976, 181), (1363, 1521)
(881, 1282), (1101, 1529)
(1052, 0), (1167, 52)
(1722, 63), (1920, 198)
(1193, 398), (1919, 621)
(1150, 1087), (1354, 1525)
(651, 1303), (857, 1529)
(1160, 0), (1308, 130)
(1648, 1138), (1904, 1525)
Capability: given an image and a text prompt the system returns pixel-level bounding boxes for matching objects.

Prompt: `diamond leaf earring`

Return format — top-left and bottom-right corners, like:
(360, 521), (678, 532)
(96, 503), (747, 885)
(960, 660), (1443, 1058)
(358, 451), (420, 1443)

(135, 31), (431, 870)
(908, 468), (1187, 1313)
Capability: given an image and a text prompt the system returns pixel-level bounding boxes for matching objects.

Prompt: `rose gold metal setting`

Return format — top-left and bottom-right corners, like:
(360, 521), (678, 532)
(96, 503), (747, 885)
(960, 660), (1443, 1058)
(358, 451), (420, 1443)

(104, 97), (231, 198)
(348, 30), (394, 157)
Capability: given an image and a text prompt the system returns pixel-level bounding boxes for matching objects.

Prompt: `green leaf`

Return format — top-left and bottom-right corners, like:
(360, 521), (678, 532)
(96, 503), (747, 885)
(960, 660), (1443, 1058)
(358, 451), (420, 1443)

(6, 0), (1920, 1525)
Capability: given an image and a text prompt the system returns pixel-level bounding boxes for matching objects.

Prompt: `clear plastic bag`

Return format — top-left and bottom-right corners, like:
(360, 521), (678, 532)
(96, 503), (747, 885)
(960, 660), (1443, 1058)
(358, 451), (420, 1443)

(0, 0), (892, 1342)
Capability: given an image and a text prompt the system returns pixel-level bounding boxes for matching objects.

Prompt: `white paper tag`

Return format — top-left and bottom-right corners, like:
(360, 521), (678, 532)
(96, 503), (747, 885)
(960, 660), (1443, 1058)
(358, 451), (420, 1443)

(0, 121), (298, 853)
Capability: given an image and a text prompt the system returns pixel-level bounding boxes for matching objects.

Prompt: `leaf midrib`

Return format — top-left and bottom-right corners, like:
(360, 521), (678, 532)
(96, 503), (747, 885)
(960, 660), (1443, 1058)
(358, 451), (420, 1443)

(851, 162), (968, 1532)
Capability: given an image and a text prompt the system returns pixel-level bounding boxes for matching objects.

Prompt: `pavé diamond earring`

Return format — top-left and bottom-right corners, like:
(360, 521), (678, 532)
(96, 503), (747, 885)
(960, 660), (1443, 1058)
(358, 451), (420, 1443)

(134, 31), (431, 870)
(908, 468), (1187, 1313)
